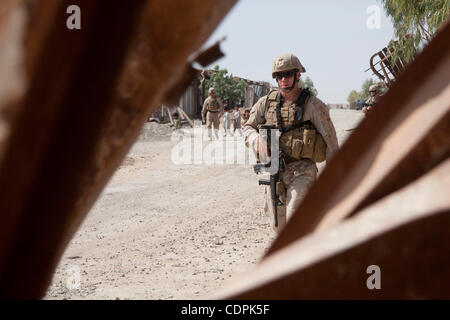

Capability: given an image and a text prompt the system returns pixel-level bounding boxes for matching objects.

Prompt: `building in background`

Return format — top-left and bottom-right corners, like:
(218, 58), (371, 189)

(149, 70), (270, 122)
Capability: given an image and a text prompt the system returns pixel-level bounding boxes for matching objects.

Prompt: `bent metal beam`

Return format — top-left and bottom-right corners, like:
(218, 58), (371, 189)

(0, 0), (236, 299)
(217, 159), (450, 299)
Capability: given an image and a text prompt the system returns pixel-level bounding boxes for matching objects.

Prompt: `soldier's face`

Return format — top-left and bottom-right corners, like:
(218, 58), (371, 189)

(276, 70), (299, 89)
(370, 90), (376, 96)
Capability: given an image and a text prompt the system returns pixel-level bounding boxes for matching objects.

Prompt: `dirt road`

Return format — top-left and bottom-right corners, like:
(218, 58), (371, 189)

(44, 109), (363, 300)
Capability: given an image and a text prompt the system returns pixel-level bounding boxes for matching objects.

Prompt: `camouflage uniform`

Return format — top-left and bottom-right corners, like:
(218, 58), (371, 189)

(201, 88), (223, 139)
(362, 84), (380, 113)
(244, 54), (339, 232)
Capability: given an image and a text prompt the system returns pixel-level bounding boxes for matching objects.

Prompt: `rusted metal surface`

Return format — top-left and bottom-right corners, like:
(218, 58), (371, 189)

(350, 112), (450, 218)
(266, 20), (450, 257)
(0, 0), (147, 299)
(0, 0), (448, 300)
(218, 159), (450, 299)
(367, 44), (406, 86)
(0, 0), (27, 141)
(0, 0), (236, 299)
(193, 37), (226, 68)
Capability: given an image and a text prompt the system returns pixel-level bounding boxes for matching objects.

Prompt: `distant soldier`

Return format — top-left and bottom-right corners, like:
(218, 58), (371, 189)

(244, 53), (339, 232)
(362, 84), (381, 113)
(201, 87), (223, 140)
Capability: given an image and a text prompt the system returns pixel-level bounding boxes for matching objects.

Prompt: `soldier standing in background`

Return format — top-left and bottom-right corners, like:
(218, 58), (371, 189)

(244, 53), (339, 232)
(201, 87), (223, 140)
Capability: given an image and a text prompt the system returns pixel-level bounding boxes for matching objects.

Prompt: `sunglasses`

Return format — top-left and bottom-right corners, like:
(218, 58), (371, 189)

(275, 70), (296, 80)
(370, 90), (376, 93)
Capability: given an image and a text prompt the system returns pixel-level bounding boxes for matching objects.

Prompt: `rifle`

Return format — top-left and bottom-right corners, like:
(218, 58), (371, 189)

(253, 124), (284, 227)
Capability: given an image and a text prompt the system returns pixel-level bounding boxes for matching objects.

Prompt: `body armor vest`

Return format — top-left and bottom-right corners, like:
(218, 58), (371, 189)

(365, 95), (378, 106)
(206, 98), (220, 112)
(263, 89), (327, 163)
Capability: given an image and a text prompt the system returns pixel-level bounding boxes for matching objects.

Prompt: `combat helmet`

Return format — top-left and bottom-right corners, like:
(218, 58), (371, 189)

(208, 87), (215, 94)
(272, 53), (306, 78)
(369, 84), (378, 92)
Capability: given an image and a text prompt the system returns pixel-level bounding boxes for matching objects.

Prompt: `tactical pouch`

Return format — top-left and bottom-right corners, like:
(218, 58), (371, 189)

(312, 133), (327, 163)
(280, 129), (303, 160)
(280, 128), (327, 163)
(207, 99), (220, 112)
(301, 129), (315, 159)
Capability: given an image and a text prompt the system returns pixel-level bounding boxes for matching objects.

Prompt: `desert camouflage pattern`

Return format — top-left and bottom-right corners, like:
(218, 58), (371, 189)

(362, 94), (380, 113)
(264, 90), (327, 162)
(365, 95), (379, 106)
(202, 96), (223, 138)
(202, 96), (221, 113)
(263, 159), (318, 232)
(244, 92), (338, 162)
(244, 91), (338, 231)
(272, 53), (306, 77)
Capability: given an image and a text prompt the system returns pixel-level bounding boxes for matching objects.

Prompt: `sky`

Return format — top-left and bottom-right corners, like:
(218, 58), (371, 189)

(202, 0), (396, 104)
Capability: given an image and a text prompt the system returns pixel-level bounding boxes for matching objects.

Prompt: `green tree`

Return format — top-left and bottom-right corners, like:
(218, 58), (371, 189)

(298, 76), (318, 96)
(359, 78), (376, 101)
(380, 0), (450, 64)
(201, 65), (247, 107)
(347, 90), (361, 109)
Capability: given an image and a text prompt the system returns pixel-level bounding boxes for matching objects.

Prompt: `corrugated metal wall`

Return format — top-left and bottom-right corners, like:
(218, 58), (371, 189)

(244, 86), (255, 109)
(157, 79), (270, 118)
(244, 84), (270, 109)
(178, 79), (199, 118)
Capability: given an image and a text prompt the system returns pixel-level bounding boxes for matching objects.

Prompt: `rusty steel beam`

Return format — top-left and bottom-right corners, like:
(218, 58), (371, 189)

(0, 0), (27, 133)
(266, 20), (450, 257)
(377, 51), (393, 84)
(217, 159), (450, 299)
(350, 112), (450, 218)
(369, 52), (386, 81)
(0, 0), (237, 299)
(0, 0), (147, 299)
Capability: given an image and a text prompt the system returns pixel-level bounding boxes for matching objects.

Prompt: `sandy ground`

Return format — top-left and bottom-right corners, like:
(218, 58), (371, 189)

(44, 109), (364, 300)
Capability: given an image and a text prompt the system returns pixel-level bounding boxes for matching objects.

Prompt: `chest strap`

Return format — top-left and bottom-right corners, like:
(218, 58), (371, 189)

(275, 88), (311, 134)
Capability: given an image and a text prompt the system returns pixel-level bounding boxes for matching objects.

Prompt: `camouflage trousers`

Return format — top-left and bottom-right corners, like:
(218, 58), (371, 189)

(206, 111), (220, 138)
(264, 159), (317, 233)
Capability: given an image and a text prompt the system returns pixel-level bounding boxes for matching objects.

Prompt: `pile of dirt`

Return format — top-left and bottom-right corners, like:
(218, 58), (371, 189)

(138, 121), (174, 141)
